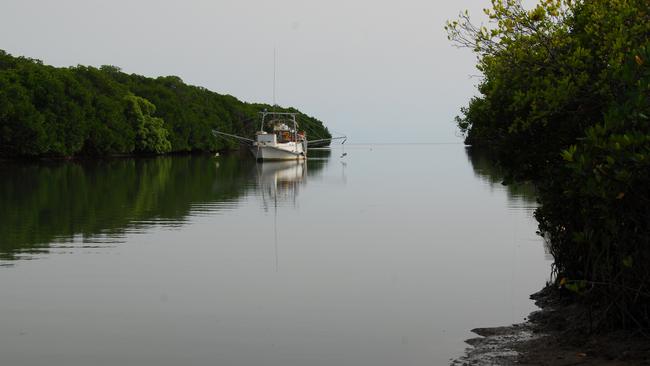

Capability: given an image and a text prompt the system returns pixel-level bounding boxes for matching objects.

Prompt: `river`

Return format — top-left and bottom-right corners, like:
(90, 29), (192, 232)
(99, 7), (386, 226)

(0, 144), (550, 366)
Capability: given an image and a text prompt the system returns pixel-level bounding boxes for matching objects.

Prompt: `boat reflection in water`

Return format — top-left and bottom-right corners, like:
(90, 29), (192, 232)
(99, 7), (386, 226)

(249, 147), (335, 209)
(250, 160), (308, 272)
(255, 160), (306, 210)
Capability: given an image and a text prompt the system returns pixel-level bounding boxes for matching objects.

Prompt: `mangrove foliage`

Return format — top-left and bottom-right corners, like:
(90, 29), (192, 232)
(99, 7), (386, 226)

(0, 50), (331, 158)
(448, 0), (650, 329)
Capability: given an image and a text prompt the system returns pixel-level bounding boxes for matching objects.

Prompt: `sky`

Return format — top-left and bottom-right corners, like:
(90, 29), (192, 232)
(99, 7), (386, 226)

(0, 0), (490, 143)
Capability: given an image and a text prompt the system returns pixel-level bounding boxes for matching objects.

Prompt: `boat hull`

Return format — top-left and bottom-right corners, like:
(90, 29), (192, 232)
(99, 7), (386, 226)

(250, 144), (306, 161)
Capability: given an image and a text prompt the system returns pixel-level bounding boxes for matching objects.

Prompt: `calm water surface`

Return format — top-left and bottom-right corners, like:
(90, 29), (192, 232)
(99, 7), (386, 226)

(0, 144), (550, 366)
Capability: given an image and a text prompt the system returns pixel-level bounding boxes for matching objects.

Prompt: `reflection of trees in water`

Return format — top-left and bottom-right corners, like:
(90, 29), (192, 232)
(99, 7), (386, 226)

(465, 147), (537, 204)
(305, 148), (331, 174)
(465, 147), (554, 260)
(0, 152), (330, 261)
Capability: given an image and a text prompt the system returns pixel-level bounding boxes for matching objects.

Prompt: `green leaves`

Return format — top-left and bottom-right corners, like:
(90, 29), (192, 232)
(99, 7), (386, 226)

(561, 145), (577, 162)
(124, 94), (172, 154)
(0, 50), (331, 157)
(451, 0), (650, 328)
(564, 280), (588, 295)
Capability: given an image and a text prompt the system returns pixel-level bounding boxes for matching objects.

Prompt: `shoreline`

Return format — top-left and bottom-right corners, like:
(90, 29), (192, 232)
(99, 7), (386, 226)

(0, 149), (237, 163)
(452, 286), (650, 365)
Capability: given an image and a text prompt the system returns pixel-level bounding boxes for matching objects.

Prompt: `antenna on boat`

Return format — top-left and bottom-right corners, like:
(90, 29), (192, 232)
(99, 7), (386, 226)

(273, 47), (277, 107)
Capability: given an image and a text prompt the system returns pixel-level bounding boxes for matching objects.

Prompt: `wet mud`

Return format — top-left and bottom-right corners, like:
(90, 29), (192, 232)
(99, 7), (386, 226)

(452, 287), (650, 365)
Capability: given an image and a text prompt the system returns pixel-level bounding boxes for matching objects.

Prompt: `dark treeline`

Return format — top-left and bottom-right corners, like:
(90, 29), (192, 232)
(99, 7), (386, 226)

(448, 0), (650, 329)
(0, 50), (330, 158)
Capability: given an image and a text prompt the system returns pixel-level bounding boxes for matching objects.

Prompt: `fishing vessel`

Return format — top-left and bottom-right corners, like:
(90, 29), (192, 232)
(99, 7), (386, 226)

(213, 111), (345, 161)
(251, 111), (307, 160)
(212, 50), (344, 160)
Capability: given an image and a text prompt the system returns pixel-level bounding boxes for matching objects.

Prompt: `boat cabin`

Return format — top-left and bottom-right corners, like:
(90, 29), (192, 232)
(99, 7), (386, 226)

(256, 115), (306, 144)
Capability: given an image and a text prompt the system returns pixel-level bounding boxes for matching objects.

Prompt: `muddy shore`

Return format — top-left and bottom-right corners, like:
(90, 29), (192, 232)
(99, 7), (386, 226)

(452, 287), (650, 365)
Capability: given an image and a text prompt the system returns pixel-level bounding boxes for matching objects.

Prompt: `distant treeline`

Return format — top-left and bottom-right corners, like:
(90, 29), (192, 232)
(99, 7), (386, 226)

(448, 0), (649, 329)
(0, 50), (330, 158)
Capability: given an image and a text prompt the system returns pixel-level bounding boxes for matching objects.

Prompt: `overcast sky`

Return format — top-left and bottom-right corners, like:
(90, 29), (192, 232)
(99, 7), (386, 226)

(0, 0), (490, 143)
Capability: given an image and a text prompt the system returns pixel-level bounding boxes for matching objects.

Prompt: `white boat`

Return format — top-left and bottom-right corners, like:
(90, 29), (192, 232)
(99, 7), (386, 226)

(212, 51), (345, 159)
(250, 112), (307, 161)
(212, 111), (345, 160)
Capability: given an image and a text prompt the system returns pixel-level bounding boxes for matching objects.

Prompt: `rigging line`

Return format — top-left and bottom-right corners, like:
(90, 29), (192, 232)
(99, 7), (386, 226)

(213, 116), (257, 135)
(212, 131), (254, 143)
(300, 119), (344, 142)
(329, 129), (347, 137)
(300, 120), (330, 141)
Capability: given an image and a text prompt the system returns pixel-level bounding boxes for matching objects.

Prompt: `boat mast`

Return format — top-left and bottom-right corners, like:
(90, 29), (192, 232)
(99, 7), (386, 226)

(259, 111), (265, 132)
(293, 114), (297, 153)
(273, 47), (277, 108)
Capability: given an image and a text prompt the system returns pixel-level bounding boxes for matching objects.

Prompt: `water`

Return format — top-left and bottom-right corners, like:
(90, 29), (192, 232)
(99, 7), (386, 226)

(0, 144), (550, 366)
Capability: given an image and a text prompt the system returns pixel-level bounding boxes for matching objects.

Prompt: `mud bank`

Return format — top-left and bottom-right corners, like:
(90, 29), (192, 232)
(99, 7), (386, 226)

(452, 287), (650, 365)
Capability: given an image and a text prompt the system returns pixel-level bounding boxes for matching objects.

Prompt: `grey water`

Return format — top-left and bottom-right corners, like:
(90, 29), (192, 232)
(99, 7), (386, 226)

(0, 144), (550, 366)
